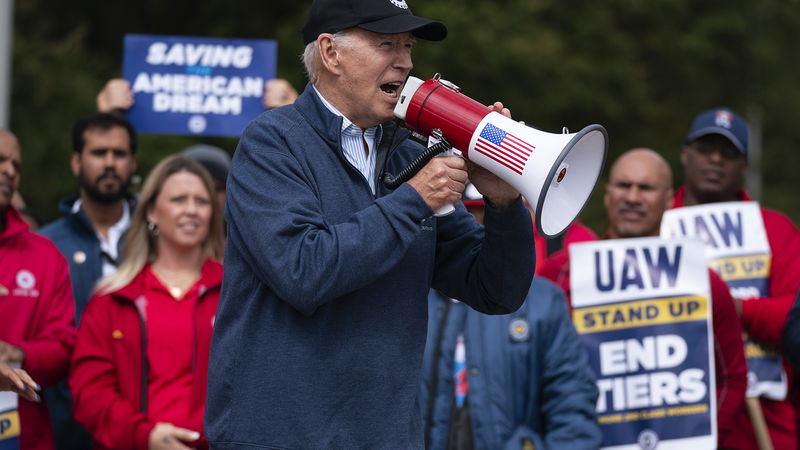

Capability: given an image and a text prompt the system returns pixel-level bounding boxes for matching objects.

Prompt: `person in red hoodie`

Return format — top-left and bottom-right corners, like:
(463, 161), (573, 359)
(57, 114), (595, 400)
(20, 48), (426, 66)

(540, 148), (748, 447)
(674, 107), (800, 449)
(0, 129), (76, 449)
(70, 154), (224, 450)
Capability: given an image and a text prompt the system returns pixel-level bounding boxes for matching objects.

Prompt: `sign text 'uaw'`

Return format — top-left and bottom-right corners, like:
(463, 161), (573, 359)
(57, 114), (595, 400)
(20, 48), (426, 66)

(570, 237), (716, 449)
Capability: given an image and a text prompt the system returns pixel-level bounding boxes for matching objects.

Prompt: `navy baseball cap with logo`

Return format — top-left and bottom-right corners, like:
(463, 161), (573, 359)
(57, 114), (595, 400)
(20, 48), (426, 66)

(302, 0), (447, 45)
(685, 107), (750, 156)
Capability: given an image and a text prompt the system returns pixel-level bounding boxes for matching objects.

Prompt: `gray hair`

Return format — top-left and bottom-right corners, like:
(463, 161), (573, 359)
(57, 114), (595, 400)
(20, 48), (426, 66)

(301, 30), (358, 84)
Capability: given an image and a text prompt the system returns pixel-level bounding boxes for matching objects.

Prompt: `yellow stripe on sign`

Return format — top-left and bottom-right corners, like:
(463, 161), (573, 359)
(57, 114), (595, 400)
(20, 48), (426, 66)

(597, 403), (708, 424)
(710, 255), (771, 281)
(572, 296), (708, 334)
(745, 341), (780, 359)
(0, 410), (20, 438)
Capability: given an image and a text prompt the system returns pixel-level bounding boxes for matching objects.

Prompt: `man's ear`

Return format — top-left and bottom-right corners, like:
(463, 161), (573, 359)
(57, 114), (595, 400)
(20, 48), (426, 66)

(70, 152), (81, 177)
(664, 188), (674, 210)
(679, 146), (689, 168)
(317, 34), (343, 75)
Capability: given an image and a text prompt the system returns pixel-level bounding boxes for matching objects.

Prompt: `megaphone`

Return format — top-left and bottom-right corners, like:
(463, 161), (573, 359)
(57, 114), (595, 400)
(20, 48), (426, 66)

(390, 75), (608, 238)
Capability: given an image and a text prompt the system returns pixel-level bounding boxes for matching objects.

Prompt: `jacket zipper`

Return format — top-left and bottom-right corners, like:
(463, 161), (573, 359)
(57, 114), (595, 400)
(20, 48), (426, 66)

(375, 121), (412, 197)
(425, 299), (453, 448)
(136, 305), (149, 414)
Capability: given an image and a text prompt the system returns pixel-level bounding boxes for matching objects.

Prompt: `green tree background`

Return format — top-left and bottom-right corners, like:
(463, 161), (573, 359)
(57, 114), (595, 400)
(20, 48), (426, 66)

(9, 0), (800, 232)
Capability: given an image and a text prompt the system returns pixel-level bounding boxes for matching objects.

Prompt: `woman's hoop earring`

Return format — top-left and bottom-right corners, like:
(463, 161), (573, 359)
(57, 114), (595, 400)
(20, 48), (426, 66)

(147, 221), (159, 237)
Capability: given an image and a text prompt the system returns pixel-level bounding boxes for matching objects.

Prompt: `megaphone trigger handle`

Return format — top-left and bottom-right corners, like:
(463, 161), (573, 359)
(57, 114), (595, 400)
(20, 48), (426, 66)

(429, 130), (456, 217)
(433, 203), (456, 217)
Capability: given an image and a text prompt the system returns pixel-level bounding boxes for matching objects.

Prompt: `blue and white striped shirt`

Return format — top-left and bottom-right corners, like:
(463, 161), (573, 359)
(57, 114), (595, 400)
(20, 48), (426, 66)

(313, 86), (383, 194)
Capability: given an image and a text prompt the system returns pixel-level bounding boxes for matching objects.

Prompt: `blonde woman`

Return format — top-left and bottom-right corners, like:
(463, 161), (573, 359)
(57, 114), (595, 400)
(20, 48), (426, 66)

(70, 155), (224, 450)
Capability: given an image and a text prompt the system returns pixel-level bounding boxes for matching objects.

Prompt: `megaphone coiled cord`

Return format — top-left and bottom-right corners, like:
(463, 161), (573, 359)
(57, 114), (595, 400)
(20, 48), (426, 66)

(381, 140), (453, 189)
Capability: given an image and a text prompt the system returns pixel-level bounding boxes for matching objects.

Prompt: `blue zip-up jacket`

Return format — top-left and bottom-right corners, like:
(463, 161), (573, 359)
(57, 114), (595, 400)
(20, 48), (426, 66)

(420, 279), (601, 450)
(39, 194), (136, 322)
(205, 84), (535, 449)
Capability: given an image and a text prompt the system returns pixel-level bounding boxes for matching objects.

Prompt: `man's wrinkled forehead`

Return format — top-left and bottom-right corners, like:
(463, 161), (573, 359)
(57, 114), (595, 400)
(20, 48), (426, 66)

(613, 150), (672, 186)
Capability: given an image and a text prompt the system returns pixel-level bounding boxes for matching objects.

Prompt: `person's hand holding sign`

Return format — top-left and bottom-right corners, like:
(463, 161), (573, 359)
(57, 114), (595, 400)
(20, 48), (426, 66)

(263, 78), (298, 110)
(96, 78), (134, 113)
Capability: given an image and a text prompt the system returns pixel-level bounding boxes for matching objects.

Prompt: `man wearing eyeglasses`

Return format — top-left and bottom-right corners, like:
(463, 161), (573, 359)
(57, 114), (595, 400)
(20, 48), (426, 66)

(674, 107), (800, 449)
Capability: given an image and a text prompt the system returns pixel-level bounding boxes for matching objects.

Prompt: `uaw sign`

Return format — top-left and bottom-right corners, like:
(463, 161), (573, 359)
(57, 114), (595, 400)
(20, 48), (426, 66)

(0, 380), (20, 449)
(570, 237), (716, 449)
(122, 34), (277, 137)
(661, 202), (785, 400)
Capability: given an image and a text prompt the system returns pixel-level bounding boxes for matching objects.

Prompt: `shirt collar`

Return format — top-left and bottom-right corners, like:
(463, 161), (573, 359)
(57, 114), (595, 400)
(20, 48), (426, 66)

(109, 200), (131, 236)
(312, 84), (381, 137)
(73, 198), (132, 238)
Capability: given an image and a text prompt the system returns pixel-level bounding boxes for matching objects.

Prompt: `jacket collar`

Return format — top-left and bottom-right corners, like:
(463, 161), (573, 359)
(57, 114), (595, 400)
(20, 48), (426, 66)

(295, 83), (346, 152)
(0, 206), (29, 243)
(111, 259), (223, 303)
(295, 83), (412, 153)
(58, 192), (138, 234)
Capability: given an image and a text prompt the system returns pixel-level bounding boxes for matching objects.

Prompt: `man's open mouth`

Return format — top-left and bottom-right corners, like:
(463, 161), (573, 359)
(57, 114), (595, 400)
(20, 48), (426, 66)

(380, 82), (402, 98)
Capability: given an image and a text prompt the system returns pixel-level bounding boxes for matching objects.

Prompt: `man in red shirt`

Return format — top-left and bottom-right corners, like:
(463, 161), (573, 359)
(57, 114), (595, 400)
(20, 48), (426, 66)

(675, 107), (800, 449)
(0, 129), (76, 449)
(540, 148), (748, 446)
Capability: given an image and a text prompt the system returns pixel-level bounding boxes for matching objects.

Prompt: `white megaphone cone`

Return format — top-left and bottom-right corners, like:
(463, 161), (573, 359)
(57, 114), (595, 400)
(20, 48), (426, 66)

(393, 75), (607, 238)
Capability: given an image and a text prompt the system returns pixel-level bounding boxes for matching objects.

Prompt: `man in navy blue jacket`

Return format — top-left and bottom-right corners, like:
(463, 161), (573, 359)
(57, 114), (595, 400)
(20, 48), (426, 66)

(38, 112), (137, 450)
(205, 0), (535, 448)
(421, 286), (601, 450)
(420, 195), (600, 450)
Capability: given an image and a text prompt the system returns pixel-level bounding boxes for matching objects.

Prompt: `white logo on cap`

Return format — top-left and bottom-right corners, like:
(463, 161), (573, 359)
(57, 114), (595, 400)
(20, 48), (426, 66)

(714, 110), (733, 129)
(390, 0), (409, 9)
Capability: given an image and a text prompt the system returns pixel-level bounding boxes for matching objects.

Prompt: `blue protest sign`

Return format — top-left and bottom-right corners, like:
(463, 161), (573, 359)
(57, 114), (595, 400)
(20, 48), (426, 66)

(662, 202), (787, 400)
(122, 34), (277, 137)
(570, 237), (717, 449)
(0, 391), (20, 450)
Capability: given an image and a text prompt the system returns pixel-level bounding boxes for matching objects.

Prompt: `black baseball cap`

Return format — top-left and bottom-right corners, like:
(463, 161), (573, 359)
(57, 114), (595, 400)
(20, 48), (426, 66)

(182, 145), (231, 185)
(302, 0), (447, 45)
